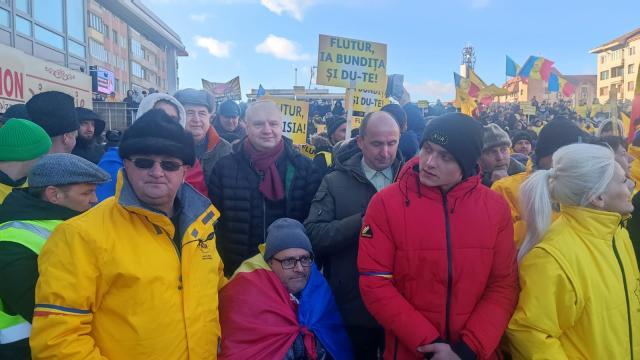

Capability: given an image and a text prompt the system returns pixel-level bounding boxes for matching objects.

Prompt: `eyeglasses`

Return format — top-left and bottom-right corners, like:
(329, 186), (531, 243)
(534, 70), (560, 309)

(129, 157), (184, 172)
(271, 255), (314, 270)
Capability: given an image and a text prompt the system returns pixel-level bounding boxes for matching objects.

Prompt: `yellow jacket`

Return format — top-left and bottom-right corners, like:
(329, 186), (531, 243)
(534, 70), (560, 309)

(491, 172), (530, 247)
(30, 171), (226, 359)
(0, 181), (27, 204)
(629, 146), (640, 194)
(506, 206), (640, 360)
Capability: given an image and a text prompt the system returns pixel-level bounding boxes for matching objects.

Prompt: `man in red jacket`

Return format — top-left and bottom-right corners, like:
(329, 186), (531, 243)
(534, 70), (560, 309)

(358, 113), (519, 360)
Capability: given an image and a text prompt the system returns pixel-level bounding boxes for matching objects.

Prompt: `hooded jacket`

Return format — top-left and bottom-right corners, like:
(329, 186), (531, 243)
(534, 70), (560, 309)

(72, 116), (106, 164)
(507, 206), (640, 360)
(208, 137), (322, 276)
(0, 170), (27, 204)
(304, 140), (403, 329)
(136, 93), (187, 128)
(358, 157), (519, 359)
(30, 171), (225, 360)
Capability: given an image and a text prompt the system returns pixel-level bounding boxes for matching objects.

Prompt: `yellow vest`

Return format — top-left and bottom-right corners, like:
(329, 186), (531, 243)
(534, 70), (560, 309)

(507, 206), (640, 359)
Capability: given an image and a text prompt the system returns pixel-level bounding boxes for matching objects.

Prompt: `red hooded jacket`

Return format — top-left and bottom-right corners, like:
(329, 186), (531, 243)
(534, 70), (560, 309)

(358, 157), (518, 359)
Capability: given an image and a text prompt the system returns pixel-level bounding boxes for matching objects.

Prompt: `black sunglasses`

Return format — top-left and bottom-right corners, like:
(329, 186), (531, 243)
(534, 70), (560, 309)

(129, 157), (184, 172)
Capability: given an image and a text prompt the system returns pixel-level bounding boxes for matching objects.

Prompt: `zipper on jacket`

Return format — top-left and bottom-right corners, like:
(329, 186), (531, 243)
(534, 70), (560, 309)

(441, 192), (453, 342)
(613, 236), (634, 360)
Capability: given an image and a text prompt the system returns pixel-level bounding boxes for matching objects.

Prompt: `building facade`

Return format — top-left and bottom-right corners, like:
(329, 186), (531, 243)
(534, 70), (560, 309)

(498, 75), (597, 109)
(590, 27), (640, 104)
(88, 0), (187, 101)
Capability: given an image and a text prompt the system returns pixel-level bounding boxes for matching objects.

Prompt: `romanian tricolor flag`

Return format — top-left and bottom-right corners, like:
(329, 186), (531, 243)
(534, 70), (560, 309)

(630, 64), (640, 142)
(518, 56), (555, 81)
(506, 55), (521, 77)
(218, 253), (353, 360)
(548, 72), (576, 97)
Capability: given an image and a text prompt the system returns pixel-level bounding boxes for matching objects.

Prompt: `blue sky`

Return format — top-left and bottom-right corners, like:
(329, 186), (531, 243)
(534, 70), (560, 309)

(142, 0), (640, 101)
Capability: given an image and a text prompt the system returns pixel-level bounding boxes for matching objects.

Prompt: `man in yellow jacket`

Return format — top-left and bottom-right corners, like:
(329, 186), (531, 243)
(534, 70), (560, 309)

(30, 109), (226, 359)
(491, 119), (590, 247)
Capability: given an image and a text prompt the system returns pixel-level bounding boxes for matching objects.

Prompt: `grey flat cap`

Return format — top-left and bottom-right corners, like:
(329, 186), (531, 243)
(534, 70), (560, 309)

(29, 153), (111, 188)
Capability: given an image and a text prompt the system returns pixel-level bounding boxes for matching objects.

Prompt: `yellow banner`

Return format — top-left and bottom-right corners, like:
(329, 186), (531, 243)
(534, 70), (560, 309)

(299, 144), (316, 160)
(348, 89), (389, 129)
(266, 97), (309, 145)
(317, 35), (388, 92)
(0, 43), (92, 112)
(417, 100), (429, 108)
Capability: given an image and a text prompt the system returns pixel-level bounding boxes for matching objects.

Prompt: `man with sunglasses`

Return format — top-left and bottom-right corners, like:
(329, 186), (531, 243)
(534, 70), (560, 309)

(219, 218), (352, 360)
(30, 110), (226, 360)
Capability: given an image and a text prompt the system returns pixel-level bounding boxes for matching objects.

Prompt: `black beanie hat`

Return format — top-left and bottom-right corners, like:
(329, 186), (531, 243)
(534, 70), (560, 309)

(421, 113), (483, 179)
(326, 115), (347, 137)
(3, 104), (30, 121)
(26, 91), (79, 137)
(511, 131), (534, 147)
(119, 109), (195, 166)
(535, 120), (589, 160)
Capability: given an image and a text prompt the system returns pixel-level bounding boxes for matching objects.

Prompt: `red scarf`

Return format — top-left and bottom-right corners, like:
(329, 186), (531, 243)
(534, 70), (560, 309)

(243, 139), (285, 201)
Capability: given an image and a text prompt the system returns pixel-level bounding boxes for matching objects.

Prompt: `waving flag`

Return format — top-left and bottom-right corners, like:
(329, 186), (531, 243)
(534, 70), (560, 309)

(558, 77), (575, 97)
(454, 72), (478, 116)
(518, 56), (555, 81)
(257, 84), (266, 98)
(548, 73), (560, 92)
(219, 253), (353, 360)
(506, 55), (521, 77)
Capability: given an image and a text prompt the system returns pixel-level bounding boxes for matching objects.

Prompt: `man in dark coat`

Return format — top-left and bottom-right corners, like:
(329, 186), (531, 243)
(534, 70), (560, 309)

(305, 111), (403, 359)
(72, 107), (105, 164)
(208, 100), (322, 276)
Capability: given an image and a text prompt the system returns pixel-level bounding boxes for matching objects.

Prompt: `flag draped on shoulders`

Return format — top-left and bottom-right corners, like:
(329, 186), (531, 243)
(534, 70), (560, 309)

(219, 253), (353, 360)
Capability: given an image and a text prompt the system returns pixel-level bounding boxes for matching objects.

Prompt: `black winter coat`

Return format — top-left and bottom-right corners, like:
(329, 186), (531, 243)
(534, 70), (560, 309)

(208, 138), (322, 276)
(304, 140), (403, 328)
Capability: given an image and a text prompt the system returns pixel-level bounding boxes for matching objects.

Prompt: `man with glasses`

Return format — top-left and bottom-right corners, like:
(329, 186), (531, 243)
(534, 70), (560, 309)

(174, 89), (232, 184)
(219, 218), (352, 360)
(30, 110), (226, 360)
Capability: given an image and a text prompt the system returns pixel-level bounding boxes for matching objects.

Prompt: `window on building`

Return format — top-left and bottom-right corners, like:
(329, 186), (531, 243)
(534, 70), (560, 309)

(66, 0), (84, 41)
(611, 66), (624, 78)
(611, 49), (622, 61)
(68, 40), (85, 58)
(600, 55), (606, 64)
(131, 39), (144, 59)
(33, 0), (63, 32)
(89, 12), (107, 35)
(630, 64), (637, 75)
(630, 82), (636, 92)
(112, 29), (118, 45)
(35, 24), (64, 49)
(16, 0), (29, 14)
(630, 47), (637, 56)
(600, 87), (609, 97)
(89, 38), (108, 62)
(15, 16), (32, 36)
(0, 8), (9, 28)
(131, 61), (144, 78)
(600, 70), (609, 80)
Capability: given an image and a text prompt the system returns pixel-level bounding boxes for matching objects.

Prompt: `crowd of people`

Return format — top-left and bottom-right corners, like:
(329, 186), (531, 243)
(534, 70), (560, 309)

(0, 87), (639, 360)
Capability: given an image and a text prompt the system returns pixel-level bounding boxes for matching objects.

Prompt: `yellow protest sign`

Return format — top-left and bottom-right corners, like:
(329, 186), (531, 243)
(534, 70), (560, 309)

(299, 144), (316, 160)
(317, 34), (388, 92)
(348, 89), (389, 128)
(575, 104), (588, 118)
(417, 100), (429, 108)
(265, 97), (309, 145)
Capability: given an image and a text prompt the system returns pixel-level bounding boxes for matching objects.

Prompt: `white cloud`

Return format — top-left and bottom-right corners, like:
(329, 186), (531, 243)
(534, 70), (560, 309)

(189, 13), (211, 22)
(194, 36), (233, 58)
(405, 80), (456, 101)
(255, 34), (310, 61)
(260, 0), (316, 21)
(471, 0), (490, 8)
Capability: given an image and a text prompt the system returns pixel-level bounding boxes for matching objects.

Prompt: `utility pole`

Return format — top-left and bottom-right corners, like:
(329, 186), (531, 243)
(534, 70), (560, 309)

(294, 67), (298, 86)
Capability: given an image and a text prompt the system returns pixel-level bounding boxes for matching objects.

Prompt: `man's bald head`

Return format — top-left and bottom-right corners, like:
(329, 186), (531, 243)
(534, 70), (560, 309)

(359, 111), (400, 138)
(245, 100), (284, 152)
(357, 111), (401, 171)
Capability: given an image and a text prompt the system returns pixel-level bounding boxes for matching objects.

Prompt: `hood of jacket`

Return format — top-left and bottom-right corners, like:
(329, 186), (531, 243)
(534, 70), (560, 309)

(136, 93), (187, 128)
(0, 188), (80, 223)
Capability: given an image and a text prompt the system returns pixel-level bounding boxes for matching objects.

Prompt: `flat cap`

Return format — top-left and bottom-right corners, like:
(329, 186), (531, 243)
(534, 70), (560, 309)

(29, 153), (111, 188)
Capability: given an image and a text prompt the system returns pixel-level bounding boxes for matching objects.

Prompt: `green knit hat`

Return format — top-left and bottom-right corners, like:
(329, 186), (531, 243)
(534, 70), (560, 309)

(0, 118), (52, 161)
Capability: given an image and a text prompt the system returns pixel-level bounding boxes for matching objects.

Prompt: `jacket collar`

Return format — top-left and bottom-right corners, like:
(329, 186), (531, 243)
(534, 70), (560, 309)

(115, 169), (217, 239)
(205, 125), (222, 152)
(559, 205), (625, 242)
(341, 152), (403, 185)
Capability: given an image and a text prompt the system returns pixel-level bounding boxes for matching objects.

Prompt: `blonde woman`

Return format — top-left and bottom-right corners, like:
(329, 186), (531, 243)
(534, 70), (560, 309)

(507, 143), (640, 359)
